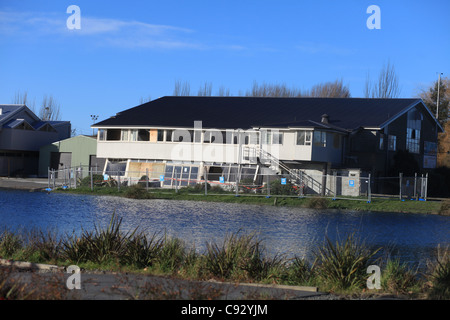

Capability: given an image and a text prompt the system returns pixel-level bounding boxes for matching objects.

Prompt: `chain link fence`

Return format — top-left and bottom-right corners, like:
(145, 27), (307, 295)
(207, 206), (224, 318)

(47, 164), (429, 202)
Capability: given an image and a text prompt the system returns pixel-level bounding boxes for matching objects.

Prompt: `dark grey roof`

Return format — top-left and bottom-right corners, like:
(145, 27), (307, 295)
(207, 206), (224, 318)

(92, 96), (436, 131)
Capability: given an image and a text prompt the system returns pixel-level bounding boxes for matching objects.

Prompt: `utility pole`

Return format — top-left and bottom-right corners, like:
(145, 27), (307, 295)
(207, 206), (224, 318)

(436, 72), (443, 119)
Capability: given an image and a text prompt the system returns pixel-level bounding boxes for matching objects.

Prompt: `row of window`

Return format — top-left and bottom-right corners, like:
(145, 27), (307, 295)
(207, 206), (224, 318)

(99, 128), (340, 148)
(296, 130), (341, 148)
(99, 129), (260, 144)
(379, 132), (424, 154)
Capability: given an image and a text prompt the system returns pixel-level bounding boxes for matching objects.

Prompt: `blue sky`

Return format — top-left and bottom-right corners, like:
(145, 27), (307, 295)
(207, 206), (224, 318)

(0, 0), (449, 135)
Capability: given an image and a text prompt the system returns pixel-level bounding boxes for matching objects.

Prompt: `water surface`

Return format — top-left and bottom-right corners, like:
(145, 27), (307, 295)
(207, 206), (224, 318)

(0, 189), (449, 267)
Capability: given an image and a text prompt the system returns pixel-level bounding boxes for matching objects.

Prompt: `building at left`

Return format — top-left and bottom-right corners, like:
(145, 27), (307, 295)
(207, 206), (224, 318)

(0, 104), (71, 177)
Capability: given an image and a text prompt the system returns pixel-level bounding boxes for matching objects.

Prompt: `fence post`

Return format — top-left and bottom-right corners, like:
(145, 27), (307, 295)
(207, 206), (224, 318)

(333, 171), (337, 199)
(266, 173), (271, 198)
(204, 166), (208, 196)
(368, 173), (372, 203)
(414, 173), (417, 200)
(48, 167), (50, 189)
(146, 168), (149, 191)
(235, 168), (239, 197)
(399, 172), (403, 200)
(117, 170), (121, 191)
(175, 169), (179, 193)
(425, 173), (428, 201)
(90, 168), (93, 191)
(64, 166), (67, 187)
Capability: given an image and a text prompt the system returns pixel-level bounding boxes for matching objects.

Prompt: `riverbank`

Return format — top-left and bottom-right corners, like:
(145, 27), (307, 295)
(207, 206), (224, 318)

(1, 177), (447, 215)
(51, 184), (449, 215)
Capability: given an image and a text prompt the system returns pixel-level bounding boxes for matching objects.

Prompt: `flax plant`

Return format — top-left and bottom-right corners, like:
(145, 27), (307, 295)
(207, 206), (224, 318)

(313, 233), (381, 291)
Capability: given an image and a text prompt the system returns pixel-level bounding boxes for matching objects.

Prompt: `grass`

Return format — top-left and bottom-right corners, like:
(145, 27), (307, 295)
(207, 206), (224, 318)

(54, 184), (445, 215)
(1, 213), (450, 299)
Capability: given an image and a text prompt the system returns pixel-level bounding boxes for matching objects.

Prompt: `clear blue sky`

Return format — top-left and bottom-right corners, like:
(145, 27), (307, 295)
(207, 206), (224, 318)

(1, 0), (449, 135)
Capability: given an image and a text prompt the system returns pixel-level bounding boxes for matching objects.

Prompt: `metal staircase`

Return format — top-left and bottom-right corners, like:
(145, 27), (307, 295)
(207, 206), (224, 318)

(243, 146), (325, 194)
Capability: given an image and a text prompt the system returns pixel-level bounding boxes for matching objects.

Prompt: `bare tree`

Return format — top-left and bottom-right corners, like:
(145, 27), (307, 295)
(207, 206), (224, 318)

(245, 80), (350, 98)
(39, 94), (61, 121)
(173, 80), (191, 96)
(365, 61), (401, 98)
(139, 95), (152, 104)
(216, 85), (231, 96)
(197, 82), (213, 96)
(245, 81), (304, 97)
(12, 90), (36, 112)
(307, 79), (351, 98)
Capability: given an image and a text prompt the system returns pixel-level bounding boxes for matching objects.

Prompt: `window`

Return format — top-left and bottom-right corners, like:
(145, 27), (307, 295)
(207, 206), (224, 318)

(297, 131), (312, 146)
(157, 130), (164, 142)
(121, 130), (129, 141)
(99, 129), (106, 141)
(388, 135), (396, 151)
(313, 131), (326, 147)
(138, 129), (150, 141)
(166, 130), (173, 142)
(406, 109), (422, 154)
(203, 131), (223, 143)
(203, 131), (212, 143)
(262, 131), (271, 145)
(106, 129), (121, 141)
(174, 130), (191, 142)
(379, 134), (385, 150)
(272, 132), (283, 145)
(262, 131), (283, 144)
(130, 129), (138, 141)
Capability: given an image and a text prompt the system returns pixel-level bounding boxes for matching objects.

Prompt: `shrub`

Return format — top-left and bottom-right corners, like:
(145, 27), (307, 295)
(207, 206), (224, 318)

(80, 174), (104, 187)
(62, 213), (137, 264)
(381, 259), (418, 294)
(426, 246), (450, 299)
(202, 231), (284, 281)
(124, 184), (153, 199)
(268, 179), (298, 196)
(0, 228), (22, 257)
(306, 196), (329, 209)
(122, 232), (164, 269)
(313, 233), (381, 291)
(288, 257), (317, 286)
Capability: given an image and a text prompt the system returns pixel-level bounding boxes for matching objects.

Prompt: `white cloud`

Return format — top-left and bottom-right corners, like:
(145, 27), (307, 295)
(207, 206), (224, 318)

(0, 10), (199, 50)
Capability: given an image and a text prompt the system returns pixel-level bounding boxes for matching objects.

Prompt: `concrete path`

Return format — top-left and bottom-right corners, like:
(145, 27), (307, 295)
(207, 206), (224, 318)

(0, 177), (49, 191)
(1, 260), (326, 300)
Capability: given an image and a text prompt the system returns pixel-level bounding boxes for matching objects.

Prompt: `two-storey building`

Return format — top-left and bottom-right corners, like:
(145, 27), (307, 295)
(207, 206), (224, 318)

(92, 96), (443, 192)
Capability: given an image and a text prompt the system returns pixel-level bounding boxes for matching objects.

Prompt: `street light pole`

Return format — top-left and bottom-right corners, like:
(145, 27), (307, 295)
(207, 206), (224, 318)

(90, 114), (98, 136)
(436, 72), (443, 120)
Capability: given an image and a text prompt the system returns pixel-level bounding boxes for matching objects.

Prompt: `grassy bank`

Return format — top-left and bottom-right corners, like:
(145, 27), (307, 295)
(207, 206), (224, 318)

(1, 213), (449, 300)
(53, 184), (448, 215)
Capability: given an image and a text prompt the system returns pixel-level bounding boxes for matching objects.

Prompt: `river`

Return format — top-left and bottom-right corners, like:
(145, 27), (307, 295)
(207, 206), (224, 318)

(0, 189), (449, 268)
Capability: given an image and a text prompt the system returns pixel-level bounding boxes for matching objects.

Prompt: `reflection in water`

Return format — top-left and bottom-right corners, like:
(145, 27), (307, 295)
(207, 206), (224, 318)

(0, 190), (449, 266)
